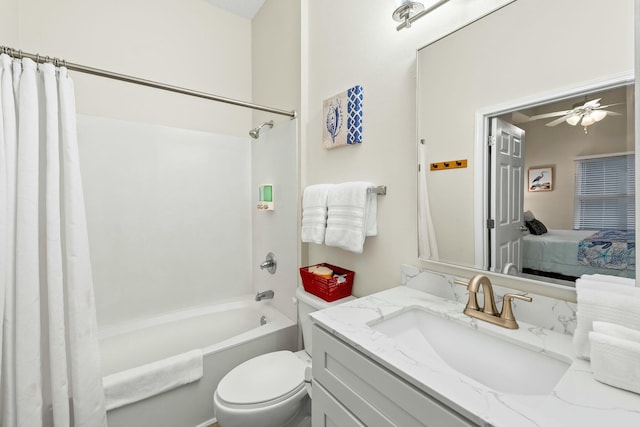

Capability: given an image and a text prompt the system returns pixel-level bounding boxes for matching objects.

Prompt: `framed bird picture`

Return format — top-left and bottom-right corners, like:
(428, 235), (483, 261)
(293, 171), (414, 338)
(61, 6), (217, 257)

(528, 166), (553, 192)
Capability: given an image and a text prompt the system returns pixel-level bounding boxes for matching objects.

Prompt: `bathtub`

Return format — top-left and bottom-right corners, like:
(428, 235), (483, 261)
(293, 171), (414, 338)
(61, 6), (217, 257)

(99, 296), (298, 427)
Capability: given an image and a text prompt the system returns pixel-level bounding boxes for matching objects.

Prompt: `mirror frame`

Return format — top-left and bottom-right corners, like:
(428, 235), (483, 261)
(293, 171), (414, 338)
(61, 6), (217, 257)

(415, 0), (639, 302)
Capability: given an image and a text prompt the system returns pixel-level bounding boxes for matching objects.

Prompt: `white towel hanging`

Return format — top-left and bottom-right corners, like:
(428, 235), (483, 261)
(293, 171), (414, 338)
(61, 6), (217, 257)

(301, 184), (333, 244)
(325, 182), (377, 253)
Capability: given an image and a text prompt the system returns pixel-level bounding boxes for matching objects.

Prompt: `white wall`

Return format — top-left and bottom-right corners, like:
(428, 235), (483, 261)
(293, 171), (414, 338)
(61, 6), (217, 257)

(4, 0), (252, 135)
(0, 0), (19, 45)
(303, 0), (514, 296)
(252, 0), (301, 127)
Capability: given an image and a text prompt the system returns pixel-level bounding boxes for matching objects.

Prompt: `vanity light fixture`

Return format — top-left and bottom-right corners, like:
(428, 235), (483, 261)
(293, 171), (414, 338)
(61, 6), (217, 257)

(392, 1), (425, 29)
(392, 0), (451, 31)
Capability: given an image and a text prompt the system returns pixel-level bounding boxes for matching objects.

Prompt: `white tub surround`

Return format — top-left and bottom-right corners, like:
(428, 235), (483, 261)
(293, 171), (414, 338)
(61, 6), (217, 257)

(311, 286), (640, 426)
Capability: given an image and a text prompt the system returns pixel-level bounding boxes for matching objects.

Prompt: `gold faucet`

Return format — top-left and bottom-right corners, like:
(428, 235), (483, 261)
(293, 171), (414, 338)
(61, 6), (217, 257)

(455, 274), (532, 329)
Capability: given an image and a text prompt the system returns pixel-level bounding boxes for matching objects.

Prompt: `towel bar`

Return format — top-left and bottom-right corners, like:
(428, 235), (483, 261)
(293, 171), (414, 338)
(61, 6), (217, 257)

(367, 185), (387, 195)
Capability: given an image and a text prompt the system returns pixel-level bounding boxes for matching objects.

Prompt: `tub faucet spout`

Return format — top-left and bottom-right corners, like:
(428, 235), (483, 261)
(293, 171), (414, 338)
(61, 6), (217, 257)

(255, 290), (274, 301)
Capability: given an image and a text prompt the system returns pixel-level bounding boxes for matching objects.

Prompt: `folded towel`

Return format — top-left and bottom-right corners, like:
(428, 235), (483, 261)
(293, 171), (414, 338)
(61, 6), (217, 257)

(590, 323), (640, 395)
(581, 273), (636, 288)
(301, 184), (333, 244)
(576, 278), (639, 299)
(593, 321), (640, 342)
(325, 182), (377, 253)
(573, 277), (640, 359)
(103, 349), (203, 410)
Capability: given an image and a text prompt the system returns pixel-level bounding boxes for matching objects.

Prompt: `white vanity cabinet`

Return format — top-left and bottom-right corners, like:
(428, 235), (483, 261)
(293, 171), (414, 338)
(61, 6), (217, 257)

(311, 324), (477, 427)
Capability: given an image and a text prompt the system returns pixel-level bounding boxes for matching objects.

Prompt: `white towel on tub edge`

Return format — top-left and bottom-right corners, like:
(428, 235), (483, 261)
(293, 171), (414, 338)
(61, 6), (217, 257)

(103, 349), (203, 411)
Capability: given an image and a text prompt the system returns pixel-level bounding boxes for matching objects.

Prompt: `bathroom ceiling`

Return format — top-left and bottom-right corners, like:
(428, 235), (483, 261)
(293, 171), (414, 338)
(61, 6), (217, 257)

(204, 0), (267, 19)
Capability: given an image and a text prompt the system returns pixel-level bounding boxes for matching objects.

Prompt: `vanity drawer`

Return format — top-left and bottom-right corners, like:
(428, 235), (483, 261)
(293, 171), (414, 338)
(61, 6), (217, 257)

(313, 382), (366, 427)
(312, 325), (476, 427)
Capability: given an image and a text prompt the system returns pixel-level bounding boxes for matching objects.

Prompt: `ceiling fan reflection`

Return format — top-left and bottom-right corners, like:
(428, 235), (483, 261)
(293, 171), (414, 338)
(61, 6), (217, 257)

(523, 98), (623, 133)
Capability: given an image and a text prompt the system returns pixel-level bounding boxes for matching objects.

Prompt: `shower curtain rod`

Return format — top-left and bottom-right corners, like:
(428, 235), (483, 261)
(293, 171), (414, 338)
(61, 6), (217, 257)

(0, 46), (297, 119)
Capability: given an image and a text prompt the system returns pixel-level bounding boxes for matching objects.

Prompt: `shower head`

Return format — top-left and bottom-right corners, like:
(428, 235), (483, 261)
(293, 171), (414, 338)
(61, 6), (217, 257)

(249, 120), (274, 139)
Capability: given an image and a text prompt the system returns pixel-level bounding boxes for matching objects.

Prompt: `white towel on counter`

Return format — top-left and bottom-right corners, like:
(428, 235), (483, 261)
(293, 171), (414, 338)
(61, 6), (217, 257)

(103, 349), (203, 410)
(301, 184), (333, 244)
(325, 182), (377, 253)
(578, 274), (637, 295)
(593, 321), (640, 342)
(590, 321), (640, 395)
(586, 274), (636, 287)
(573, 276), (640, 359)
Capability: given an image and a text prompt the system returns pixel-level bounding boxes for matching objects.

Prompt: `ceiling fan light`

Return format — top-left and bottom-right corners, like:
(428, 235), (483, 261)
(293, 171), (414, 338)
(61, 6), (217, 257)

(581, 114), (596, 127)
(566, 114), (581, 126)
(592, 110), (607, 122)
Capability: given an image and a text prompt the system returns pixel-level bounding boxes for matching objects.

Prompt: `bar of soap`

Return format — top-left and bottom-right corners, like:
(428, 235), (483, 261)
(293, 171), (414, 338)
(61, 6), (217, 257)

(309, 265), (333, 278)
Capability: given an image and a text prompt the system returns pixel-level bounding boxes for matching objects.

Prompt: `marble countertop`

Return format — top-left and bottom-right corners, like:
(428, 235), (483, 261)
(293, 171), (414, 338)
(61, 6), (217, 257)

(310, 286), (640, 427)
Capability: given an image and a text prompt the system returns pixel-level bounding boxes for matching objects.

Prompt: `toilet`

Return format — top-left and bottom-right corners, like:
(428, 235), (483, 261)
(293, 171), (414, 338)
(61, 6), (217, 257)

(213, 287), (354, 427)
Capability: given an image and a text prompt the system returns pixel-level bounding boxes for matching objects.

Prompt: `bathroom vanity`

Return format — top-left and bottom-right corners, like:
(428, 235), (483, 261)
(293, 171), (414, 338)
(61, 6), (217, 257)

(310, 285), (640, 427)
(312, 323), (475, 426)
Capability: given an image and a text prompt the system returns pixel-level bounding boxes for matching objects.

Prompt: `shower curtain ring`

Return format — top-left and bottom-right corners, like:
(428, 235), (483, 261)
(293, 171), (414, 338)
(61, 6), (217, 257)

(35, 54), (40, 71)
(18, 50), (23, 59)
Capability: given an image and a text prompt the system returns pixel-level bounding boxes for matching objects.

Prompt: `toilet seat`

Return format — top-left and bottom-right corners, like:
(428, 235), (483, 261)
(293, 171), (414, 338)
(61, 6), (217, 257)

(216, 351), (306, 409)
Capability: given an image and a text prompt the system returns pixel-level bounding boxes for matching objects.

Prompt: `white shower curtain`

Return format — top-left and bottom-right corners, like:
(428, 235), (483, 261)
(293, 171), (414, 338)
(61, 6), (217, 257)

(0, 54), (107, 427)
(418, 141), (439, 260)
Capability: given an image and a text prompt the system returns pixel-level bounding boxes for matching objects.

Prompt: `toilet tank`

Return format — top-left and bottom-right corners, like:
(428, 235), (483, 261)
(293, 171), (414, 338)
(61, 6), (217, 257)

(296, 286), (355, 356)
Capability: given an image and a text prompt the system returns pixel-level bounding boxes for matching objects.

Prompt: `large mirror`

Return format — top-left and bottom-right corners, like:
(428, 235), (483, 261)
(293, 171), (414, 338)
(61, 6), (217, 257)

(417, 0), (636, 287)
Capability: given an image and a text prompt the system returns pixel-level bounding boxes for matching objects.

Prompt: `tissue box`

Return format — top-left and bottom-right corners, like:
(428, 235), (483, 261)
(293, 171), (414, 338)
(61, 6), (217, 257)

(299, 263), (354, 302)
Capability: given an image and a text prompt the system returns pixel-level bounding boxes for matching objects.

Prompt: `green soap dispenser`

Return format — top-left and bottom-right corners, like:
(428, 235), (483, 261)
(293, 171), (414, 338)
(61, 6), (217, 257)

(258, 184), (274, 211)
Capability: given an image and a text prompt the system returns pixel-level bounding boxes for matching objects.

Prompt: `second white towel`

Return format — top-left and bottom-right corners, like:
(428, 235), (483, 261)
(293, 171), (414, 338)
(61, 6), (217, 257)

(573, 275), (640, 359)
(325, 182), (377, 253)
(590, 321), (640, 395)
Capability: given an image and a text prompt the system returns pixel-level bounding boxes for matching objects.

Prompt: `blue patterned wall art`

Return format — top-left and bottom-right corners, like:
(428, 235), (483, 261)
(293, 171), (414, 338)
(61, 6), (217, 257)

(322, 85), (363, 150)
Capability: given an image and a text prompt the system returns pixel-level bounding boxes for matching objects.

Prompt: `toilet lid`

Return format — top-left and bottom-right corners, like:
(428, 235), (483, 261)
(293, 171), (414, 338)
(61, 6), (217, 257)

(217, 351), (306, 405)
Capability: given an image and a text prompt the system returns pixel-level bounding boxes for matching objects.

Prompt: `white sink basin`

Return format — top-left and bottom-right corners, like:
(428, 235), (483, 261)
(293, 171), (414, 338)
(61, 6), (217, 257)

(370, 307), (570, 395)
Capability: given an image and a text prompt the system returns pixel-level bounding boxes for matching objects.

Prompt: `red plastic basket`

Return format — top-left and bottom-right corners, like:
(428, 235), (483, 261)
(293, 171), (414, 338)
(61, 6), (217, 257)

(299, 263), (354, 302)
